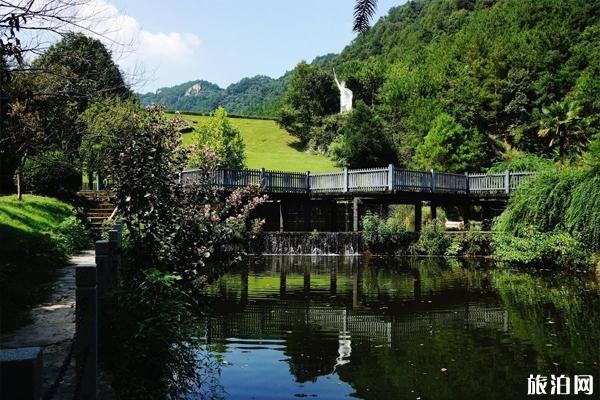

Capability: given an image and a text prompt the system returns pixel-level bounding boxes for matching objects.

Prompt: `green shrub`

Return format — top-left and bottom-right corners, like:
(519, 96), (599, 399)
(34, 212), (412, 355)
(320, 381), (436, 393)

(493, 227), (593, 269)
(362, 213), (415, 254)
(495, 167), (600, 252)
(446, 227), (494, 257)
(414, 219), (451, 256)
(51, 216), (91, 254)
(19, 151), (81, 198)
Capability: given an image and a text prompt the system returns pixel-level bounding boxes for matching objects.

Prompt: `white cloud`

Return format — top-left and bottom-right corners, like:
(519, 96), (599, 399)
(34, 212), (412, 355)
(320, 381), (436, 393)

(75, 0), (201, 85)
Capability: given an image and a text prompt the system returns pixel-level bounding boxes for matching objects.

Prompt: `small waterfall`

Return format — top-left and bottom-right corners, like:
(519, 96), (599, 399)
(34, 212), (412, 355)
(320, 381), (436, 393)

(249, 232), (365, 255)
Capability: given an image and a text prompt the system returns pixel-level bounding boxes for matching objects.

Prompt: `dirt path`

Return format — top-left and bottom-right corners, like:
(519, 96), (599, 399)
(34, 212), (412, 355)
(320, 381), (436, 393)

(1, 251), (113, 399)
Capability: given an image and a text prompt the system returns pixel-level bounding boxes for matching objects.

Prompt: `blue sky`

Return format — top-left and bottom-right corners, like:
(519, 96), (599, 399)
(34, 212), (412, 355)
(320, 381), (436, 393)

(97, 0), (402, 92)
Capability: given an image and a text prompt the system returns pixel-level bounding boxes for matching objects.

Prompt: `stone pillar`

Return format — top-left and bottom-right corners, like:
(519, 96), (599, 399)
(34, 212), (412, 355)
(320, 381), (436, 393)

(414, 202), (422, 232)
(108, 230), (121, 288)
(0, 347), (43, 400)
(94, 241), (111, 307)
(75, 264), (97, 400)
(430, 203), (437, 221)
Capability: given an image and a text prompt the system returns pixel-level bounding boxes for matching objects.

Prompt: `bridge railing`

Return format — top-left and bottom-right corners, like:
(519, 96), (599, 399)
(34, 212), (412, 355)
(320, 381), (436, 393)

(180, 166), (536, 196)
(310, 171), (345, 193)
(433, 171), (468, 194)
(349, 167), (389, 192)
(510, 172), (536, 191)
(393, 168), (433, 192)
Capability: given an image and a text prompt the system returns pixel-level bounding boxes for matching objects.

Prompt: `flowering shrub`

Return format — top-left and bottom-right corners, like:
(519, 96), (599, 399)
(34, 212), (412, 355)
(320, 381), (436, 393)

(81, 99), (266, 282)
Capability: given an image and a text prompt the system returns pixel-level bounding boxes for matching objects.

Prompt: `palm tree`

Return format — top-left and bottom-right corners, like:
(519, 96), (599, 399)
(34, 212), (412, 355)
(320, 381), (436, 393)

(353, 0), (378, 33)
(538, 100), (587, 160)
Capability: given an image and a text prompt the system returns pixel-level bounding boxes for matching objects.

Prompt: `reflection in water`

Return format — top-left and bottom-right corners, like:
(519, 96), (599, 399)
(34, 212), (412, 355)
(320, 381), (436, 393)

(198, 257), (600, 399)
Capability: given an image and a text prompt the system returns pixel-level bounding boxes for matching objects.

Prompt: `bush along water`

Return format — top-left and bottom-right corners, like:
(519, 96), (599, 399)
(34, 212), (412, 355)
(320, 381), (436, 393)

(493, 166), (600, 270)
(413, 219), (452, 256)
(362, 213), (416, 254)
(362, 214), (494, 258)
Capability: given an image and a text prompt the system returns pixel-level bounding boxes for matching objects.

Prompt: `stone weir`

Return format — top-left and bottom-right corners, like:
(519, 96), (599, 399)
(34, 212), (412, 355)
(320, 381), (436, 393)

(249, 232), (365, 255)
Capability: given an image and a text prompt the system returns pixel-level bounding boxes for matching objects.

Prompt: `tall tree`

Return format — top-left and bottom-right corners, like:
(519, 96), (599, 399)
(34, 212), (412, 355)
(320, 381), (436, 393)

(0, 33), (129, 193)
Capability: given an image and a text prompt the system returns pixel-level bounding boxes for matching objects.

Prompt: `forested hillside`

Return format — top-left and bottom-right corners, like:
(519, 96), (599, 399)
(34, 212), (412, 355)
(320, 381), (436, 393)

(139, 74), (288, 117)
(280, 0), (600, 170)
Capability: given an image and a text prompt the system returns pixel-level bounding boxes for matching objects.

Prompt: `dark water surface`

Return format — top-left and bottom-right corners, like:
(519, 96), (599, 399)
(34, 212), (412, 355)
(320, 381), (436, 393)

(199, 257), (600, 400)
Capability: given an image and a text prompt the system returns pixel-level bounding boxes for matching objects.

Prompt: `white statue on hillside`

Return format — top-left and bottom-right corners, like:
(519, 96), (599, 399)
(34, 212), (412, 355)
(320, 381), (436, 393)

(334, 69), (353, 113)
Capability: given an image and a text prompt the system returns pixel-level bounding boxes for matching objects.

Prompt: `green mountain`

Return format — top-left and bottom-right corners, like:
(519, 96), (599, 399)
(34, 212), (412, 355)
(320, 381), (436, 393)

(279, 0), (600, 169)
(138, 75), (288, 117)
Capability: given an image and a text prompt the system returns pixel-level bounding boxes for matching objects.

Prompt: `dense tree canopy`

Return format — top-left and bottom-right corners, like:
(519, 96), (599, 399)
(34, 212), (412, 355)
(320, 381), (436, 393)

(279, 0), (600, 170)
(1, 33), (130, 192)
(330, 101), (396, 168)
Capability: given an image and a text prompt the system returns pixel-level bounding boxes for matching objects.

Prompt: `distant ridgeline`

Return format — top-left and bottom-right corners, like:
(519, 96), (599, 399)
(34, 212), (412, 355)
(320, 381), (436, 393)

(138, 75), (289, 117)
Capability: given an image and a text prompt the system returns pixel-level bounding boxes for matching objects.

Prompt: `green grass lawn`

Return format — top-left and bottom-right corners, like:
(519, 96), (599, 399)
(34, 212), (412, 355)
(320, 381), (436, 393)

(0, 195), (76, 331)
(173, 113), (337, 172)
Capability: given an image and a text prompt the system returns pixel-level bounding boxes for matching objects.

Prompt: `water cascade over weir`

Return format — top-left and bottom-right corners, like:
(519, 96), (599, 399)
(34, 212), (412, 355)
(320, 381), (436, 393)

(249, 232), (365, 255)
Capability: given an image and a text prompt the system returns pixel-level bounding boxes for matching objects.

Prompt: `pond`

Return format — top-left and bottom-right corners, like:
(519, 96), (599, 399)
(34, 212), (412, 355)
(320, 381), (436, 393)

(198, 256), (600, 400)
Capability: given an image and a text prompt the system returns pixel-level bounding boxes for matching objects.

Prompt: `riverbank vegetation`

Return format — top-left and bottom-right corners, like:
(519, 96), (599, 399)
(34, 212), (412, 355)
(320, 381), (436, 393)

(80, 98), (266, 397)
(0, 195), (90, 331)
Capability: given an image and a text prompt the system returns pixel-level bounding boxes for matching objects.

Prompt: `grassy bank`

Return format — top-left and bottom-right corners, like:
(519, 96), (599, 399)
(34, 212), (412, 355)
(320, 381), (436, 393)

(172, 112), (337, 172)
(0, 195), (90, 331)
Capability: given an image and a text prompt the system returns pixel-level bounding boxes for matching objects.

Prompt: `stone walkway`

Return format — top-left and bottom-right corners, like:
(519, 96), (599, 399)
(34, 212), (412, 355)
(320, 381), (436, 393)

(1, 251), (113, 399)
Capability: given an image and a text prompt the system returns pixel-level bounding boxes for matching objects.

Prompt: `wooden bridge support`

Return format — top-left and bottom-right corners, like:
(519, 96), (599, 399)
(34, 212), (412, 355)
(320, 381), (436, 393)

(430, 203), (437, 221)
(414, 202), (422, 232)
(353, 198), (362, 232)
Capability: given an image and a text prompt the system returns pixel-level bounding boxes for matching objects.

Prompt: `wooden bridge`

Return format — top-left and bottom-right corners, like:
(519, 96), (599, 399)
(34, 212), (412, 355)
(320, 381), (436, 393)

(180, 165), (534, 196)
(180, 165), (536, 232)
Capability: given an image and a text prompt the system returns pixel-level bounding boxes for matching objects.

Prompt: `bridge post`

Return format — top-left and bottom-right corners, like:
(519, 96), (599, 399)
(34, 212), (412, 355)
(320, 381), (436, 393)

(504, 170), (510, 194)
(387, 164), (394, 192)
(465, 172), (470, 195)
(414, 202), (422, 232)
(430, 203), (437, 221)
(353, 197), (361, 232)
(278, 200), (284, 232)
(330, 201), (338, 231)
(260, 168), (266, 188)
(305, 171), (310, 192)
(303, 200), (312, 231)
(343, 168), (349, 192)
(344, 201), (351, 232)
(431, 169), (436, 192)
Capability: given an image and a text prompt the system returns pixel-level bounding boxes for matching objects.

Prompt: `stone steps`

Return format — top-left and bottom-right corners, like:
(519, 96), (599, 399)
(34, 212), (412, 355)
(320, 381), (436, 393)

(79, 191), (117, 238)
